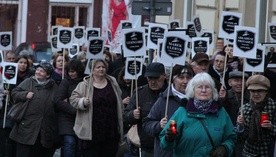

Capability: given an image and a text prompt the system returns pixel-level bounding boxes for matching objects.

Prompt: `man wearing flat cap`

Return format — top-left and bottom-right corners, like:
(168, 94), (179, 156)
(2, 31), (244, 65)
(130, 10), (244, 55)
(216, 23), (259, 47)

(124, 62), (167, 157)
(236, 75), (276, 157)
(225, 71), (249, 157)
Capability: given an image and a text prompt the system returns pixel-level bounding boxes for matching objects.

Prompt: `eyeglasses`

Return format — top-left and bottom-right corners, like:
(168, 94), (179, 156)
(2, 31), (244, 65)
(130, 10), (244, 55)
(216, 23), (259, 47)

(195, 85), (212, 91)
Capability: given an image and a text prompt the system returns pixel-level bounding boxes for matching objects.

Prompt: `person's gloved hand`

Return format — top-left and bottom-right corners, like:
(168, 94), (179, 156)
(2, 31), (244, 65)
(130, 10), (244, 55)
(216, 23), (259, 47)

(211, 145), (227, 157)
(165, 127), (176, 142)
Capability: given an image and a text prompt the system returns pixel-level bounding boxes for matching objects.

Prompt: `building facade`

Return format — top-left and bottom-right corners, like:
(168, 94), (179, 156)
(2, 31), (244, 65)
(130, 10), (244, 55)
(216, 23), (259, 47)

(0, 0), (275, 54)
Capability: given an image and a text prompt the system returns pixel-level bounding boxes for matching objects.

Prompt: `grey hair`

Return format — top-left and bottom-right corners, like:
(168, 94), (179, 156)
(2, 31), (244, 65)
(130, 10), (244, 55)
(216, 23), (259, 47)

(185, 72), (218, 101)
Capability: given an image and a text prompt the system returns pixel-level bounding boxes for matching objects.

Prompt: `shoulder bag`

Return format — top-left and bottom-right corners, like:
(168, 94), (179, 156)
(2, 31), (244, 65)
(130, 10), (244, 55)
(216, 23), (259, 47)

(7, 80), (32, 123)
(127, 124), (140, 147)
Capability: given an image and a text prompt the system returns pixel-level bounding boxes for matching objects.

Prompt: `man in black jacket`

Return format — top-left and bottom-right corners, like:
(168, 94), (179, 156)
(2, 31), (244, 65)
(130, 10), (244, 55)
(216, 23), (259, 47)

(124, 62), (167, 157)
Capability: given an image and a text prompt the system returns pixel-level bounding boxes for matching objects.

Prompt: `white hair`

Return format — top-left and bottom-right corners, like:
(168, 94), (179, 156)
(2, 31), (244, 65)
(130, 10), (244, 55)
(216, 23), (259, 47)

(185, 72), (219, 101)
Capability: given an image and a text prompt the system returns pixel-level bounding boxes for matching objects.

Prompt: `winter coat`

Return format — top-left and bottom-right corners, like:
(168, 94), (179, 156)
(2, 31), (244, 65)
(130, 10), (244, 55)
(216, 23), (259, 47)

(9, 77), (57, 148)
(159, 99), (237, 157)
(69, 75), (124, 142)
(239, 98), (276, 156)
(124, 82), (167, 152)
(143, 86), (185, 157)
(54, 77), (83, 135)
(0, 70), (33, 128)
(225, 89), (250, 125)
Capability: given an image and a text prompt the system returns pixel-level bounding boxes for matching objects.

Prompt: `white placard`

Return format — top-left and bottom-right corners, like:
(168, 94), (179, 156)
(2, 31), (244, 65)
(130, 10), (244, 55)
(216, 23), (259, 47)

(160, 31), (189, 65)
(122, 28), (146, 57)
(202, 30), (214, 50)
(192, 15), (203, 37)
(244, 44), (265, 72)
(69, 43), (79, 58)
(124, 57), (144, 80)
(191, 37), (210, 58)
(156, 39), (172, 67)
(2, 62), (18, 84)
(219, 11), (242, 39)
(51, 35), (62, 53)
(169, 19), (180, 29)
(147, 23), (167, 49)
(120, 20), (133, 30)
(86, 37), (105, 59)
(104, 45), (111, 52)
(268, 23), (276, 42)
(57, 27), (74, 48)
(73, 26), (86, 45)
(52, 26), (61, 36)
(233, 26), (258, 58)
(86, 28), (101, 40)
(0, 32), (12, 51)
(0, 50), (3, 64)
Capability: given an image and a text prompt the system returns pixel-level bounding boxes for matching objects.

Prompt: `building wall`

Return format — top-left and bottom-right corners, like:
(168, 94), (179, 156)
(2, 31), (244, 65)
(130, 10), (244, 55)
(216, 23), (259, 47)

(26, 0), (49, 43)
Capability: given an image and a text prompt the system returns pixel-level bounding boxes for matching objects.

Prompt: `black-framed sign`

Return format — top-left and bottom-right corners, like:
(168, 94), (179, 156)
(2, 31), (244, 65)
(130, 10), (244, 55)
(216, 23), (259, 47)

(0, 32), (12, 50)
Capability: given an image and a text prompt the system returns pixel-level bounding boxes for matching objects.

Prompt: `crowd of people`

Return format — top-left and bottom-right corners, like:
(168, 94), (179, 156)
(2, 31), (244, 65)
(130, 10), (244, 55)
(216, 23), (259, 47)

(0, 43), (275, 157)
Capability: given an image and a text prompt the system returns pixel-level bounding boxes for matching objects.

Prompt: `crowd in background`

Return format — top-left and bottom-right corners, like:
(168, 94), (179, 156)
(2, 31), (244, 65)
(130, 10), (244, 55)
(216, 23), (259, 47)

(0, 42), (275, 157)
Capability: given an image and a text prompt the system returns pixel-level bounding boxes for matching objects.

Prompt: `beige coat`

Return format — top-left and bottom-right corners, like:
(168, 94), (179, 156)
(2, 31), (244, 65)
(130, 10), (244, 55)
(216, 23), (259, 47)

(69, 75), (124, 141)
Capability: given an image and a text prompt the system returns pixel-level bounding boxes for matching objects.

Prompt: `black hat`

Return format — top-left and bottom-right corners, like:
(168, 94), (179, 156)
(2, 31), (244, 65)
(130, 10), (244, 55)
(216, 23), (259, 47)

(36, 62), (53, 75)
(229, 71), (248, 79)
(144, 62), (165, 77)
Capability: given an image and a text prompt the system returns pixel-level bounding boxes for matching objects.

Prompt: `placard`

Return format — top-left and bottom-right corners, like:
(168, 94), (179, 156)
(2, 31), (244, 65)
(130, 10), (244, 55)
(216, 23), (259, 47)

(57, 27), (74, 48)
(51, 35), (62, 53)
(156, 39), (171, 66)
(107, 29), (112, 44)
(192, 37), (210, 58)
(122, 28), (146, 57)
(185, 21), (196, 39)
(121, 20), (133, 30)
(192, 15), (203, 37)
(268, 23), (276, 42)
(233, 26), (258, 58)
(147, 23), (167, 49)
(86, 28), (101, 40)
(169, 19), (180, 29)
(124, 57), (144, 80)
(219, 11), (242, 39)
(73, 26), (85, 45)
(160, 31), (188, 65)
(69, 43), (79, 58)
(2, 62), (18, 84)
(86, 37), (105, 59)
(244, 44), (265, 72)
(201, 30), (214, 50)
(52, 26), (61, 36)
(0, 50), (3, 64)
(0, 32), (12, 50)
(104, 45), (111, 52)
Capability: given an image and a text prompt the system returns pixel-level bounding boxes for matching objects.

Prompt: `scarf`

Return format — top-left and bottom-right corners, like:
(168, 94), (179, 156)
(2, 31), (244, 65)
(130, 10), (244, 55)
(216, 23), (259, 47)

(248, 97), (268, 142)
(193, 98), (214, 114)
(54, 68), (63, 76)
(35, 77), (49, 86)
(171, 85), (186, 99)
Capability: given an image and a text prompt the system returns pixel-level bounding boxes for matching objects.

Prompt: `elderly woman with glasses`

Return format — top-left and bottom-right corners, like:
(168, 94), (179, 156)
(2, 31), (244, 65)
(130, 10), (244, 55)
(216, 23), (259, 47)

(236, 75), (276, 157)
(159, 72), (236, 157)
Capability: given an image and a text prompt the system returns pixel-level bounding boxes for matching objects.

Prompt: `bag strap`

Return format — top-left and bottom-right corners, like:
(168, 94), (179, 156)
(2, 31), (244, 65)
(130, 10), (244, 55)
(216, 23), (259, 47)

(199, 119), (215, 149)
